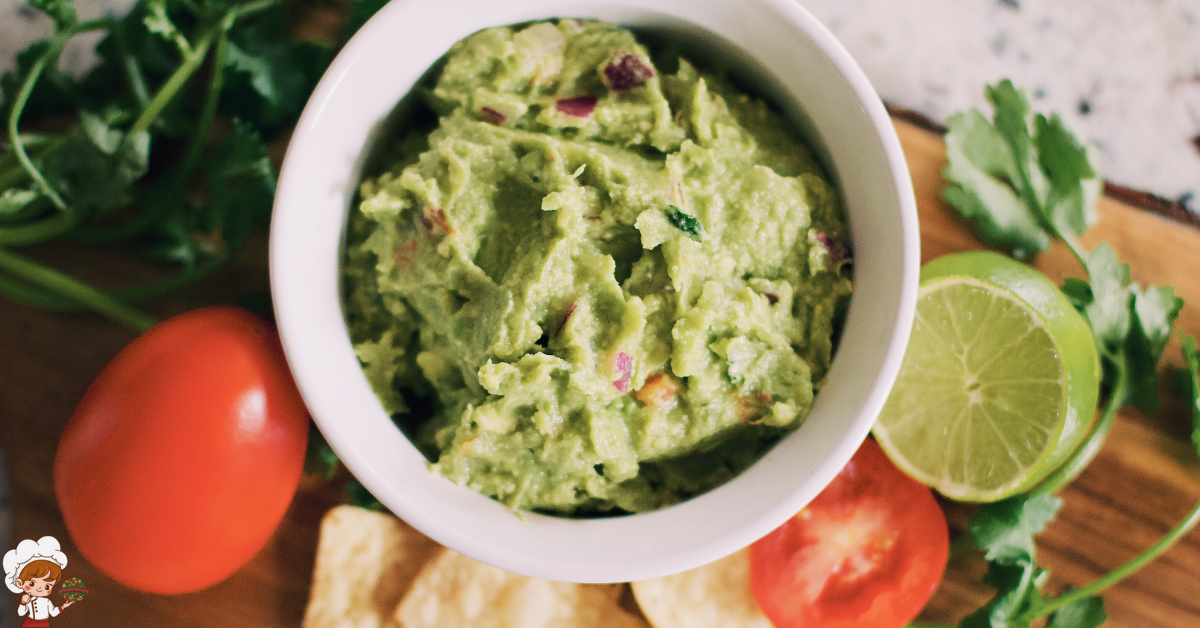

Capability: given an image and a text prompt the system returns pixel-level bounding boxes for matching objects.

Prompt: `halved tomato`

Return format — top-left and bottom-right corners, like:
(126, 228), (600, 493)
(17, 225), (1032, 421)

(749, 437), (949, 628)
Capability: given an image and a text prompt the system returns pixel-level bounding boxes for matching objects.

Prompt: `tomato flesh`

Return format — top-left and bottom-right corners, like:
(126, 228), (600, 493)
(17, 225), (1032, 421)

(750, 438), (948, 628)
(54, 306), (310, 594)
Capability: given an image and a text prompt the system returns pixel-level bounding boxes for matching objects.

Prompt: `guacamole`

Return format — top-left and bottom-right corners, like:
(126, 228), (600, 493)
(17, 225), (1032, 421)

(343, 20), (853, 514)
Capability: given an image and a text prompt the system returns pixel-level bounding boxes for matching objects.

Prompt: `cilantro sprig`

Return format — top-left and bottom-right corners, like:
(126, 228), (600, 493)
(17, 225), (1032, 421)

(942, 80), (1101, 263)
(922, 80), (1200, 628)
(2, 0), (421, 512)
(0, 0), (345, 330)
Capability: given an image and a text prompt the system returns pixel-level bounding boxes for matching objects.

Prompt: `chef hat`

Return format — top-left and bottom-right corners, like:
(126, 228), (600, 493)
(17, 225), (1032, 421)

(3, 537), (68, 593)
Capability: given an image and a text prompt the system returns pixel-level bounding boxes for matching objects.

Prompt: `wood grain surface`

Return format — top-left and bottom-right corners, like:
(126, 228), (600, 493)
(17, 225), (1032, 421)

(0, 118), (1198, 627)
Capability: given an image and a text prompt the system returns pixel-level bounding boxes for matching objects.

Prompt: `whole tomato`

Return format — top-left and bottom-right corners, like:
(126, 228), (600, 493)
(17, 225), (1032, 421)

(54, 306), (310, 594)
(749, 437), (949, 628)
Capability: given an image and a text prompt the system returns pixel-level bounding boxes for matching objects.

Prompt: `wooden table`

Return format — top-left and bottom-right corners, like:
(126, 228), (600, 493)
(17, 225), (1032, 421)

(1, 118), (1198, 627)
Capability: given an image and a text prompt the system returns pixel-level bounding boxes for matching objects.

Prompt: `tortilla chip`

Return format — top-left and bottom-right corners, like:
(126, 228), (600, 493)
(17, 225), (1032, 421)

(396, 549), (649, 628)
(631, 548), (772, 628)
(303, 505), (442, 628)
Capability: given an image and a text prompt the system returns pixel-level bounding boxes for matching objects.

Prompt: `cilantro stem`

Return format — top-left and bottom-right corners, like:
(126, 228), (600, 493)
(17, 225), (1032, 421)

(7, 35), (72, 212)
(0, 164), (31, 192)
(0, 250), (228, 310)
(112, 21), (152, 108)
(6, 18), (119, 215)
(128, 0), (277, 142)
(1033, 358), (1128, 495)
(128, 22), (220, 137)
(1018, 174), (1089, 271)
(1057, 234), (1089, 276)
(175, 24), (229, 189)
(231, 0), (284, 19)
(169, 29), (194, 58)
(996, 105), (1091, 271)
(0, 212), (77, 245)
(0, 134), (70, 190)
(71, 18), (234, 245)
(0, 247), (156, 331)
(1025, 495), (1200, 622)
(59, 201), (153, 242)
(111, 250), (230, 300)
(6, 133), (56, 148)
(0, 273), (64, 307)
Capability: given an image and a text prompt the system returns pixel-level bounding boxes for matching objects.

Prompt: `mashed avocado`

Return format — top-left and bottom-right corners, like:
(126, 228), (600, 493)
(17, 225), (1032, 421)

(343, 20), (853, 514)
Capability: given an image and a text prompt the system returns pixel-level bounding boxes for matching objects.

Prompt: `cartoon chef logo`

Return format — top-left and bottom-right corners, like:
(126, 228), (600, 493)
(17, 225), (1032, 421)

(3, 536), (86, 627)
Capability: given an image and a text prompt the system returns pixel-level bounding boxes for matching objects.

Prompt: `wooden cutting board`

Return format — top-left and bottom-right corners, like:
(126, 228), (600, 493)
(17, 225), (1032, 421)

(1, 118), (1198, 627)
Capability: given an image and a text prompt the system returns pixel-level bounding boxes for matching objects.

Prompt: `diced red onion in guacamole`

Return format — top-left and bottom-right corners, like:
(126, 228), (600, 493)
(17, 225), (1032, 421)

(554, 301), (578, 336)
(816, 231), (850, 263)
(611, 351), (632, 393)
(603, 52), (654, 91)
(479, 107), (506, 125)
(555, 96), (598, 117)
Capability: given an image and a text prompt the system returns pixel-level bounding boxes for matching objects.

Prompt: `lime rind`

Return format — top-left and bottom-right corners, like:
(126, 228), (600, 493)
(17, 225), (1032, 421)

(874, 275), (1070, 502)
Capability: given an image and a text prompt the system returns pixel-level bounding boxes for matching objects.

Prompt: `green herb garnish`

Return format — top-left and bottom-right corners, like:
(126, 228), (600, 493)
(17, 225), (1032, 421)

(942, 79), (1102, 260)
(925, 79), (1200, 628)
(665, 204), (702, 239)
(0, 0), (359, 331)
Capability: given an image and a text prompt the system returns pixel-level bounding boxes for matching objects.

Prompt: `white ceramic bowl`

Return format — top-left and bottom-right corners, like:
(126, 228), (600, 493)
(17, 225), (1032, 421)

(271, 0), (919, 583)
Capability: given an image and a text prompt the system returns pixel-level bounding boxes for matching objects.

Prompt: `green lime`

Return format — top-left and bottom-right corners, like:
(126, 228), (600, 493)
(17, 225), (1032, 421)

(873, 251), (1100, 502)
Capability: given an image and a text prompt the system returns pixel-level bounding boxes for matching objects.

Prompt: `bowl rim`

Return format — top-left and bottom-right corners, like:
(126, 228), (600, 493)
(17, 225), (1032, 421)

(270, 0), (919, 583)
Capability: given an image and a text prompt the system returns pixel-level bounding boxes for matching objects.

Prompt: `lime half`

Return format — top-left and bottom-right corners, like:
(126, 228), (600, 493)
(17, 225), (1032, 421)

(873, 251), (1100, 502)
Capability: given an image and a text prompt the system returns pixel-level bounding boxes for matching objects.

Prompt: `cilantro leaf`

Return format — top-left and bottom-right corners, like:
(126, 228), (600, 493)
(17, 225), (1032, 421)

(1180, 335), (1200, 455)
(141, 0), (188, 52)
(943, 108), (1049, 258)
(1046, 596), (1106, 628)
(985, 80), (1038, 204)
(76, 4), (177, 117)
(1071, 243), (1183, 412)
(969, 494), (1061, 566)
(1126, 284), (1184, 412)
(224, 39), (292, 108)
(342, 0), (390, 40)
(140, 201), (201, 266)
(1074, 244), (1130, 351)
(30, 0), (77, 28)
(1034, 113), (1100, 237)
(942, 79), (1101, 259)
(220, 12), (333, 132)
(346, 478), (384, 511)
(0, 188), (42, 216)
(203, 118), (276, 249)
(304, 428), (340, 480)
(138, 119), (274, 267)
(1, 41), (81, 122)
(956, 494), (1063, 628)
(38, 111), (151, 216)
(958, 562), (1049, 628)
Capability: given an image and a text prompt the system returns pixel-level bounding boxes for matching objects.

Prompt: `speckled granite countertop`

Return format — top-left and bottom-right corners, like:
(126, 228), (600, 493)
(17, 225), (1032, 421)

(2, 0), (1199, 209)
(800, 0), (1200, 212)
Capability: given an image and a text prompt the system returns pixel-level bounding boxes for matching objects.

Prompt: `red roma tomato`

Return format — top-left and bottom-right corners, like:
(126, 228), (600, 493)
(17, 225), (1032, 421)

(54, 306), (310, 594)
(750, 437), (948, 628)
